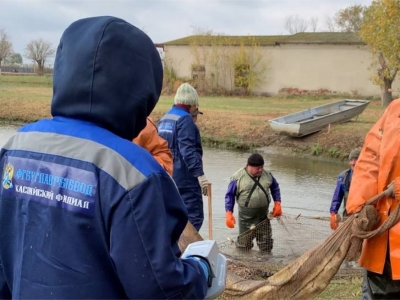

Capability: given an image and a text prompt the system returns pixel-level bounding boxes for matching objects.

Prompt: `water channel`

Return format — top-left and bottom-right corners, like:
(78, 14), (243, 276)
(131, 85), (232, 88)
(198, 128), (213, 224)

(0, 126), (348, 259)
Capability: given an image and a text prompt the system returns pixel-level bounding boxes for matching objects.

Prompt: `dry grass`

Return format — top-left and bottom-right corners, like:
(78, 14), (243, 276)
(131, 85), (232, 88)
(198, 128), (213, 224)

(315, 276), (362, 300)
(0, 76), (387, 158)
(154, 96), (385, 156)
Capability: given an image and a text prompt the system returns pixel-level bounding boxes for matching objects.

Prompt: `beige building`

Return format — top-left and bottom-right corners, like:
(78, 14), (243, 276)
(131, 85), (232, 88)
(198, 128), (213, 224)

(162, 32), (398, 97)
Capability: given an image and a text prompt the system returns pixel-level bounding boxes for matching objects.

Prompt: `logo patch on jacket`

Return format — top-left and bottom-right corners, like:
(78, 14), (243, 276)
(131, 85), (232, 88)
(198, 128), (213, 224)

(2, 163), (14, 190)
(2, 156), (97, 216)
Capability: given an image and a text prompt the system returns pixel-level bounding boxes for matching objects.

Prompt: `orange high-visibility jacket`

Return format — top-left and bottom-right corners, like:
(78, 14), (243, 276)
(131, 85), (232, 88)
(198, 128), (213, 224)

(133, 117), (173, 176)
(347, 98), (400, 279)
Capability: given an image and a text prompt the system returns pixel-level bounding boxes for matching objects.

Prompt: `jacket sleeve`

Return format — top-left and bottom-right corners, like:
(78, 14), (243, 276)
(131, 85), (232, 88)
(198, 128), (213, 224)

(330, 175), (344, 213)
(346, 103), (389, 214)
(133, 118), (173, 176)
(176, 116), (204, 178)
(109, 173), (207, 299)
(269, 175), (281, 201)
(225, 180), (237, 212)
(0, 259), (11, 298)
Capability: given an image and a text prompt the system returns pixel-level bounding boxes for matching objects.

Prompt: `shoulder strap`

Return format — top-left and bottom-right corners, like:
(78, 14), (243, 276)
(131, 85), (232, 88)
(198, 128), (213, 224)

(147, 117), (158, 132)
(244, 169), (270, 207)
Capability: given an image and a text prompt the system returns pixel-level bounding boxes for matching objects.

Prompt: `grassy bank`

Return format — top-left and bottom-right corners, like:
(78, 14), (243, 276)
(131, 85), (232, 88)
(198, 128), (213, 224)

(0, 74), (385, 160)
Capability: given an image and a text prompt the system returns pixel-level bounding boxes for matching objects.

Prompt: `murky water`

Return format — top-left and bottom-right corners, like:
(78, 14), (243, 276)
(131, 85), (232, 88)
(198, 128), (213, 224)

(0, 126), (347, 258)
(0, 126), (17, 143)
(201, 147), (346, 239)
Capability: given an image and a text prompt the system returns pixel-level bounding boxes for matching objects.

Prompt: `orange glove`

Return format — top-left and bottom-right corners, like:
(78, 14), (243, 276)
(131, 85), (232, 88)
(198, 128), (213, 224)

(330, 213), (339, 230)
(225, 211), (236, 228)
(272, 201), (282, 217)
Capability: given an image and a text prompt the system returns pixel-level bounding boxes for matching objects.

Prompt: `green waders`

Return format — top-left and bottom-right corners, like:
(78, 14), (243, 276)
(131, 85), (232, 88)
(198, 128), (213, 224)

(236, 205), (273, 252)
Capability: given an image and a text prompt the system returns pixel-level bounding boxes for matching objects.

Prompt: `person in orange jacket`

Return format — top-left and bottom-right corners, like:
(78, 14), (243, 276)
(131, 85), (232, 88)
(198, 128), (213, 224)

(346, 98), (400, 298)
(133, 117), (173, 176)
(224, 153), (282, 253)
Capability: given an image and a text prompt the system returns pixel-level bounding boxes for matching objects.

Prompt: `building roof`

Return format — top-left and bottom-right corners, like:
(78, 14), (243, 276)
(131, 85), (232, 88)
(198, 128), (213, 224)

(281, 32), (364, 44)
(162, 32), (364, 46)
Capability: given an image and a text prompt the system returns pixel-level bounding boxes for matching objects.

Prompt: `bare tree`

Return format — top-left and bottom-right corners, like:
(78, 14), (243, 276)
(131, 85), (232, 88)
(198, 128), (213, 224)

(309, 17), (319, 32)
(0, 29), (13, 73)
(284, 15), (308, 34)
(25, 39), (55, 75)
(324, 15), (338, 32)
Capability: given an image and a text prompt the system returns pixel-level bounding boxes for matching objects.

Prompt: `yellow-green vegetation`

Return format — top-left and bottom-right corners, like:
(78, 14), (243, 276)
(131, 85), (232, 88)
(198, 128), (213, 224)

(360, 0), (400, 106)
(173, 33), (269, 95)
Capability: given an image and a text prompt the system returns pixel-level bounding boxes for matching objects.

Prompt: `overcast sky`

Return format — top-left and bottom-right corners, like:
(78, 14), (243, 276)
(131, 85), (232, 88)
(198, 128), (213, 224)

(2, 0), (372, 66)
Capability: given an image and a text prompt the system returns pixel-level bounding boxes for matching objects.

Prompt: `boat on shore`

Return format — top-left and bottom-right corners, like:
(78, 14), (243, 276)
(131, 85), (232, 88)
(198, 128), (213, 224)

(268, 99), (370, 137)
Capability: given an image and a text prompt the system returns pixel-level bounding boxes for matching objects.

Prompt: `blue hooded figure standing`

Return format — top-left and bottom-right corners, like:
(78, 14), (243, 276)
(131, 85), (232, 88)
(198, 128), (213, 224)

(158, 83), (210, 231)
(0, 17), (210, 299)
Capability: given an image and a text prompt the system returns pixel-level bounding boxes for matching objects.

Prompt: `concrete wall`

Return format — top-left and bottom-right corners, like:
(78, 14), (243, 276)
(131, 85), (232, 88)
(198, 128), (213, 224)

(164, 44), (399, 97)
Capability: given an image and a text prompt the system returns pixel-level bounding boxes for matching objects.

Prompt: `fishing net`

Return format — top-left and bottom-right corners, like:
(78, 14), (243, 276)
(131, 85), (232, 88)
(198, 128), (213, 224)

(218, 214), (361, 282)
(178, 183), (399, 299)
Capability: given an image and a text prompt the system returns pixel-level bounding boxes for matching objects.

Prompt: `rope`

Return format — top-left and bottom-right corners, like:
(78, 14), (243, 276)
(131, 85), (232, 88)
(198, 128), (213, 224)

(347, 181), (400, 260)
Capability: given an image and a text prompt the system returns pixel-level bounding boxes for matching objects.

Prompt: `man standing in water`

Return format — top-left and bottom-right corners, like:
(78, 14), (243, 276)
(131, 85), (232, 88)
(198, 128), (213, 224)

(224, 153), (282, 252)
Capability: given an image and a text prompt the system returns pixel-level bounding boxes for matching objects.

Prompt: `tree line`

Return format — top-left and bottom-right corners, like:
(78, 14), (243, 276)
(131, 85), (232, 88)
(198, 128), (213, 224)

(175, 0), (399, 106)
(284, 1), (399, 106)
(0, 30), (54, 76)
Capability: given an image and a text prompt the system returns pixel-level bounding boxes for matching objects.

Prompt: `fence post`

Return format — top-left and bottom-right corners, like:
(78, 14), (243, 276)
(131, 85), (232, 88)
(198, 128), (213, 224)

(207, 183), (213, 239)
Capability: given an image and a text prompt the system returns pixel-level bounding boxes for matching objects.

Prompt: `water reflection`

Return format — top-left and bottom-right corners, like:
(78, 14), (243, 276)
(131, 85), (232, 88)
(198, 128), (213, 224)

(0, 126), (18, 142)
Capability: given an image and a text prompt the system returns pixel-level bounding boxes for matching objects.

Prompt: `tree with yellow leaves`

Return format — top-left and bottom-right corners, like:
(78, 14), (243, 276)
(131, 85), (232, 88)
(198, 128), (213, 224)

(360, 0), (400, 106)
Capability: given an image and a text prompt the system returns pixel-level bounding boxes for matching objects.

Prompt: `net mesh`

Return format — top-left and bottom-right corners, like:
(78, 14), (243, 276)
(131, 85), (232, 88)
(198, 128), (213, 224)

(218, 214), (361, 281)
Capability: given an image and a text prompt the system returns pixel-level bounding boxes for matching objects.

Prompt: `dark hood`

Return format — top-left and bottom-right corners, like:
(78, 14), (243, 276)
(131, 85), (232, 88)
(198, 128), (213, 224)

(51, 16), (163, 140)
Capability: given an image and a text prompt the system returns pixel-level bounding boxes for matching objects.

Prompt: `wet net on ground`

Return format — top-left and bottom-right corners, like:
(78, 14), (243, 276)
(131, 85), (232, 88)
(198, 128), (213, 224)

(218, 214), (362, 280)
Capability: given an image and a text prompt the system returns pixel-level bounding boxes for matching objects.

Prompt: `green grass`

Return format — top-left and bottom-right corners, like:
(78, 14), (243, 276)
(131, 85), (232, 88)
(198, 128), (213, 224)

(315, 277), (362, 300)
(157, 94), (383, 120)
(0, 74), (52, 86)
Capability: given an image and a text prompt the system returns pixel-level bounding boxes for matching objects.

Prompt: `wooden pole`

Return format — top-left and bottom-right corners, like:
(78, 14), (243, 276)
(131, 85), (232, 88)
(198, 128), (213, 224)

(207, 182), (213, 239)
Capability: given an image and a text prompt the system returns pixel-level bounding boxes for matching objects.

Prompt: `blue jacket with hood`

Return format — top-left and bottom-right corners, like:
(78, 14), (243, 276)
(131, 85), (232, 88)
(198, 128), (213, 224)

(158, 105), (204, 188)
(0, 17), (208, 299)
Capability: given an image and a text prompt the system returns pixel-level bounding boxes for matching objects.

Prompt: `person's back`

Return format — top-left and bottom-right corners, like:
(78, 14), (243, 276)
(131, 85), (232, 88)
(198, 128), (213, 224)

(0, 17), (208, 299)
(158, 83), (209, 231)
(158, 101), (203, 188)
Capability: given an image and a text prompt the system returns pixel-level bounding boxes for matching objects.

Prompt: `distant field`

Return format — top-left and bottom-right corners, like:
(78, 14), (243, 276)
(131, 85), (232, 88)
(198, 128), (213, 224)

(0, 74), (52, 85)
(0, 74), (386, 156)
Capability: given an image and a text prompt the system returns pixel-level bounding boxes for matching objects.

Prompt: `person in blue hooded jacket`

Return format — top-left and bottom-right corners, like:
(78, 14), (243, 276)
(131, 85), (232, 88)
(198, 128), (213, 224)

(158, 83), (209, 231)
(329, 148), (360, 230)
(0, 17), (210, 299)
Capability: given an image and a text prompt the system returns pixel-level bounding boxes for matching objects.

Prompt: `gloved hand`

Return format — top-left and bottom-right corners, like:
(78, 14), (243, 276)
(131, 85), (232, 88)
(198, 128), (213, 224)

(225, 211), (236, 228)
(272, 201), (282, 217)
(184, 256), (210, 281)
(198, 175), (209, 196)
(387, 177), (400, 200)
(330, 213), (339, 230)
